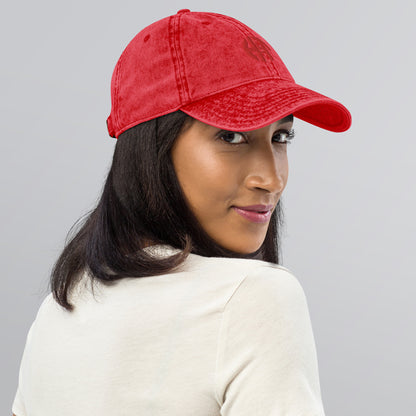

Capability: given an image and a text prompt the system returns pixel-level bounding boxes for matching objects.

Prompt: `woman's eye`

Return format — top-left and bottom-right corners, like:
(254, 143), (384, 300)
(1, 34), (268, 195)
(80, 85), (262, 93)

(218, 131), (246, 145)
(273, 129), (295, 144)
(216, 128), (295, 146)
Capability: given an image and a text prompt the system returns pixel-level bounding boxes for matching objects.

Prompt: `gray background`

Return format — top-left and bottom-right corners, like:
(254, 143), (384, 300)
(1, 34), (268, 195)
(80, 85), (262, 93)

(1, 0), (415, 414)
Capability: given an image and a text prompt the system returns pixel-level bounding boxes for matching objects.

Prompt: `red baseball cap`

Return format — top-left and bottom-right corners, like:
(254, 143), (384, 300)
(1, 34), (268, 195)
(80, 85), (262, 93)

(107, 9), (352, 138)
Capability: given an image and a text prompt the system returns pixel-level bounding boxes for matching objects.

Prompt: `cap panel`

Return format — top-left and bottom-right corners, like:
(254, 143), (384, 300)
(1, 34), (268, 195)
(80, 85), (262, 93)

(217, 13), (295, 83)
(109, 17), (180, 137)
(177, 12), (294, 102)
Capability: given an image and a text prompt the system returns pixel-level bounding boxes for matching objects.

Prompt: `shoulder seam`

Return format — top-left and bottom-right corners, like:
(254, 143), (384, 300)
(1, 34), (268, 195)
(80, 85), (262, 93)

(213, 267), (254, 406)
(213, 263), (303, 407)
(213, 262), (285, 406)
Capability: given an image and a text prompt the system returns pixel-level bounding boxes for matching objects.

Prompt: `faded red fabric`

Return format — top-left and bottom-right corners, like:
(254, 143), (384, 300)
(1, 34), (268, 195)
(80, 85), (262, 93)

(107, 9), (351, 138)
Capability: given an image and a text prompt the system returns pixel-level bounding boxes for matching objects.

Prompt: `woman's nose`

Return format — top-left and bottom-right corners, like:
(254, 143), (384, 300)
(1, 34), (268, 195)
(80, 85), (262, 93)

(244, 148), (287, 194)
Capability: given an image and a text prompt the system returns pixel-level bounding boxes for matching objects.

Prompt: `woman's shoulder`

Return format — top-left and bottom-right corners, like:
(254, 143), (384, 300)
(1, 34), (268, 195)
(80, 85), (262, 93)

(219, 261), (309, 334)
(190, 251), (294, 279)
(185, 251), (301, 304)
(143, 243), (294, 279)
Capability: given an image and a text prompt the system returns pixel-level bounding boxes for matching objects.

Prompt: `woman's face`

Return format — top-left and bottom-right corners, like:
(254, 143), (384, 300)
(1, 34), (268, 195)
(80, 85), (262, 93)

(171, 115), (293, 254)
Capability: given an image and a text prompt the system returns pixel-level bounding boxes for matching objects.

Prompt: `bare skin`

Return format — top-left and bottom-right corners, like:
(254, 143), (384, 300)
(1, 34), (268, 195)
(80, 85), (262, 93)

(170, 115), (293, 254)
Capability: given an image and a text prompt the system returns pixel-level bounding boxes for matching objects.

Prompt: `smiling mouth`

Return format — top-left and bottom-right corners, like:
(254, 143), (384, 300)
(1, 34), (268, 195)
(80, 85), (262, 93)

(232, 207), (272, 223)
(232, 204), (274, 212)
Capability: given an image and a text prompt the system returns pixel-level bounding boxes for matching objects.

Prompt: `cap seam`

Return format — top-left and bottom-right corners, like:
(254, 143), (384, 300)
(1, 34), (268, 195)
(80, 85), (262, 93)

(169, 14), (190, 104)
(176, 13), (191, 102)
(114, 52), (125, 133)
(168, 16), (182, 103)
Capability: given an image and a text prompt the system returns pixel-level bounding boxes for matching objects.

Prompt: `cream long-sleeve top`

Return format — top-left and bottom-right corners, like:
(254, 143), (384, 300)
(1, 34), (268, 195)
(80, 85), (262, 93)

(12, 244), (326, 416)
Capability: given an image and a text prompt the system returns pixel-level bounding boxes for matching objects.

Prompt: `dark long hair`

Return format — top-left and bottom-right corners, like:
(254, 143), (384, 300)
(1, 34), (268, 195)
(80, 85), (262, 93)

(49, 110), (286, 311)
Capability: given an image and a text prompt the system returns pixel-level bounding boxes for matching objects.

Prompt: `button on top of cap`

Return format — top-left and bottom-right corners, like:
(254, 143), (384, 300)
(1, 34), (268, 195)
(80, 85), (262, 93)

(177, 9), (190, 14)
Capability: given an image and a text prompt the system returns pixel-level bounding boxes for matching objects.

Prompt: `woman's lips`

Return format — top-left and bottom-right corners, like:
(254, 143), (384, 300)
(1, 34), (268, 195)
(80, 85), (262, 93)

(234, 204), (274, 212)
(232, 207), (272, 223)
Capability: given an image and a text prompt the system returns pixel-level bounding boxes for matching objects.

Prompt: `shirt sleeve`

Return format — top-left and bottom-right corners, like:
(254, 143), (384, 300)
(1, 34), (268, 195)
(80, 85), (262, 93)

(215, 265), (326, 416)
(12, 319), (36, 416)
(11, 294), (51, 416)
(12, 385), (25, 416)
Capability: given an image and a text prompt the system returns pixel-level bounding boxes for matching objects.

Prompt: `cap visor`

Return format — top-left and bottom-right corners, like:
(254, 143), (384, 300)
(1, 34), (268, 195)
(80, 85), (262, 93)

(180, 79), (351, 132)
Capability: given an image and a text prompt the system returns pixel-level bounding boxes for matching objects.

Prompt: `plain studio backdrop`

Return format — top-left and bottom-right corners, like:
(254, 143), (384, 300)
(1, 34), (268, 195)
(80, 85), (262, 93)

(1, 0), (415, 414)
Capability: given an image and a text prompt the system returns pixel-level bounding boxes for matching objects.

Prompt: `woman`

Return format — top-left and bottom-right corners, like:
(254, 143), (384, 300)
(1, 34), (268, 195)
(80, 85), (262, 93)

(12, 9), (351, 416)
